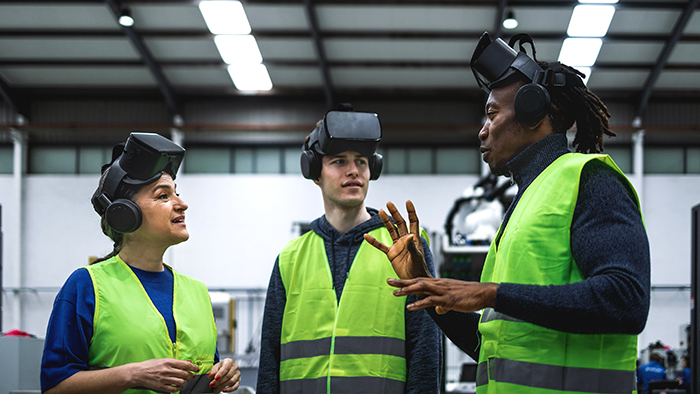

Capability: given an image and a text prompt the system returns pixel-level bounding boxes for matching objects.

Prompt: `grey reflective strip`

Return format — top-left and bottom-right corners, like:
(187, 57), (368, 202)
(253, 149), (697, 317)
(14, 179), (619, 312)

(281, 337), (331, 360)
(330, 376), (406, 394)
(482, 358), (635, 393)
(281, 336), (405, 361)
(480, 308), (525, 324)
(334, 336), (406, 358)
(476, 362), (488, 386)
(281, 376), (405, 394)
(281, 377), (326, 394)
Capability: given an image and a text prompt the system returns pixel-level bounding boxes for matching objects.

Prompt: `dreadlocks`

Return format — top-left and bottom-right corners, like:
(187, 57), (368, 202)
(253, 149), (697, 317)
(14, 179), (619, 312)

(539, 62), (616, 154)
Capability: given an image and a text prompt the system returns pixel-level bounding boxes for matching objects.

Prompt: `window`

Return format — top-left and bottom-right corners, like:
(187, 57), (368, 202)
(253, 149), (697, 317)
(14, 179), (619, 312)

(644, 147), (684, 174)
(0, 146), (12, 174)
(30, 147), (76, 174)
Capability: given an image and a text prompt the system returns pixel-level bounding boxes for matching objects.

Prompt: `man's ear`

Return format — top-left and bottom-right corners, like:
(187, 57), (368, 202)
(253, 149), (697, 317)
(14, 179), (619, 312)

(313, 178), (322, 187)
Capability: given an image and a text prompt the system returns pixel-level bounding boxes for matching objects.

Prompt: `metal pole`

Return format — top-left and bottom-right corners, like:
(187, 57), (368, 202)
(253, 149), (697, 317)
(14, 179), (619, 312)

(691, 203), (699, 394)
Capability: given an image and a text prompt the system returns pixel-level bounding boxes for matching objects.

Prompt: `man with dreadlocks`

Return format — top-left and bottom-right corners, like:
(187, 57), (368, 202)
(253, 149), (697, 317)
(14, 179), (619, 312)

(364, 32), (650, 393)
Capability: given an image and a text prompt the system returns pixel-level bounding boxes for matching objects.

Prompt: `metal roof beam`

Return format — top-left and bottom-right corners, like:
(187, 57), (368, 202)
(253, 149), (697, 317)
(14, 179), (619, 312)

(634, 0), (700, 121)
(304, 0), (335, 109)
(104, 0), (181, 118)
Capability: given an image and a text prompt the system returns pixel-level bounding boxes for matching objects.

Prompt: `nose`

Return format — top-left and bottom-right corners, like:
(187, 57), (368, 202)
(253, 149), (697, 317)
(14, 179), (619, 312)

(478, 122), (489, 141)
(346, 161), (359, 176)
(175, 195), (188, 212)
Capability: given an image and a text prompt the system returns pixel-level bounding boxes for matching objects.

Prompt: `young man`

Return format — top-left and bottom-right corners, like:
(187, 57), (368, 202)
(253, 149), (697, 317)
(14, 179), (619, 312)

(257, 108), (442, 394)
(366, 33), (650, 393)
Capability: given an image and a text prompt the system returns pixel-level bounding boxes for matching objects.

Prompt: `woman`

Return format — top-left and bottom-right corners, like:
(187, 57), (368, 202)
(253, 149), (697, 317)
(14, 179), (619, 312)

(41, 133), (240, 394)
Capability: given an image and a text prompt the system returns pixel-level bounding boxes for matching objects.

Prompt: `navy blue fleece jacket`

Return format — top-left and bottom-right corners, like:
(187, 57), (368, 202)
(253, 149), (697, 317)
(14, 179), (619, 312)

(257, 208), (442, 393)
(430, 133), (651, 361)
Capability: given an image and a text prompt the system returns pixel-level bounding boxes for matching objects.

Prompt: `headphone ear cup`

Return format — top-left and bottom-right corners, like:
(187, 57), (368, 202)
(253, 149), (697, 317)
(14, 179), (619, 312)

(514, 83), (551, 126)
(370, 153), (383, 181)
(300, 150), (322, 180)
(105, 199), (142, 233)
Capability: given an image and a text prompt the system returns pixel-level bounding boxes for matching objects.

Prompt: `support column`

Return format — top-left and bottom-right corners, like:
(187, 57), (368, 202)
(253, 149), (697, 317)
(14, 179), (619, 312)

(632, 129), (645, 207)
(8, 129), (26, 330)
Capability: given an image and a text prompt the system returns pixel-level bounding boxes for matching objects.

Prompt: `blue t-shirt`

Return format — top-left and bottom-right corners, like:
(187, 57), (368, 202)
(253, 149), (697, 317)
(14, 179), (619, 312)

(41, 264), (219, 392)
(636, 360), (667, 394)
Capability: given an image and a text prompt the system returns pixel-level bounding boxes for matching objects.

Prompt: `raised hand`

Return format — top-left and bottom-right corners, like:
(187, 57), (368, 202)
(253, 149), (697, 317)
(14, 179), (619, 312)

(363, 200), (432, 280)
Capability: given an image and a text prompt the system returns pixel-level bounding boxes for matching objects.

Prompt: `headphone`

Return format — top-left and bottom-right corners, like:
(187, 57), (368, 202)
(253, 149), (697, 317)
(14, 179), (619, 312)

(301, 147), (383, 181)
(92, 162), (143, 234)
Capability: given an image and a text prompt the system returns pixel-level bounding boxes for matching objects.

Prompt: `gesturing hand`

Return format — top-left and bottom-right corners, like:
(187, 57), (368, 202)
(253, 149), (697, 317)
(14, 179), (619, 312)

(388, 277), (498, 315)
(363, 200), (433, 280)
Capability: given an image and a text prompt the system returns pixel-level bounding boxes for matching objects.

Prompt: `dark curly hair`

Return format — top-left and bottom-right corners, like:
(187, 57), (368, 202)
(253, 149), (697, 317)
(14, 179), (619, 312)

(537, 62), (616, 154)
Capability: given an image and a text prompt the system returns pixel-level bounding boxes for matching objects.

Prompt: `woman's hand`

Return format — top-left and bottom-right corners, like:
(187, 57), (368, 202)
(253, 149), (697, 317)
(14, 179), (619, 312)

(363, 200), (433, 280)
(208, 358), (241, 393)
(129, 358), (199, 393)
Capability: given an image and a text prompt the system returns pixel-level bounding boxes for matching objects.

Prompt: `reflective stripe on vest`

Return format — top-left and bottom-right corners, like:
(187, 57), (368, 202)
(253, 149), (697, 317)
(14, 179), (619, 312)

(278, 227), (412, 394)
(86, 256), (217, 394)
(477, 154), (641, 394)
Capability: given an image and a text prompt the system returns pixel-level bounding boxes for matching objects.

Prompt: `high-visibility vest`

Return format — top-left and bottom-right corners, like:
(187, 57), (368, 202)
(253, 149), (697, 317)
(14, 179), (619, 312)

(477, 153), (641, 394)
(86, 255), (217, 394)
(278, 227), (410, 394)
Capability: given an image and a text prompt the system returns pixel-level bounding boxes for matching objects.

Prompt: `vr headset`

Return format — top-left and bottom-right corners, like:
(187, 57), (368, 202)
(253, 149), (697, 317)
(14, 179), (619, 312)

(470, 32), (584, 126)
(91, 132), (185, 233)
(301, 109), (383, 180)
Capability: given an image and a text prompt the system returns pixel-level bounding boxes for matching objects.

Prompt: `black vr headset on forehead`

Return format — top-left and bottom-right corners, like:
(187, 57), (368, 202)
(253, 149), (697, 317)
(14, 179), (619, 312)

(91, 132), (185, 234)
(301, 106), (383, 180)
(470, 32), (584, 126)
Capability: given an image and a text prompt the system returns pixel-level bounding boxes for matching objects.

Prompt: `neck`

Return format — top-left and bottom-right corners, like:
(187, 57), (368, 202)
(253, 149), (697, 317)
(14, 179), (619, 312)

(118, 241), (168, 272)
(324, 203), (371, 235)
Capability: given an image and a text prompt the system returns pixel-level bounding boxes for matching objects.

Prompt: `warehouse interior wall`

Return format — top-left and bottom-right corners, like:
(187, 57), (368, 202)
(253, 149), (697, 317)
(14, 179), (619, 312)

(0, 171), (697, 360)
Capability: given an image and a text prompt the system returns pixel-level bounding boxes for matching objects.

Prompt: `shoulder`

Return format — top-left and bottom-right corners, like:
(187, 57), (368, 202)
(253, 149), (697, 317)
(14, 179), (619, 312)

(580, 158), (637, 203)
(56, 268), (94, 303)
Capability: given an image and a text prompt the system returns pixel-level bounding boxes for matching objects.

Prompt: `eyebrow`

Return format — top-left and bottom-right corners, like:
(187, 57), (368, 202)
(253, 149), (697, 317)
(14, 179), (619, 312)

(150, 183), (176, 194)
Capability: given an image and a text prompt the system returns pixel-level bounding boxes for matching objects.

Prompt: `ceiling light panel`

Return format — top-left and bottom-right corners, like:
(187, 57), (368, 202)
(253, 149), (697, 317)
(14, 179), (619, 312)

(227, 64), (273, 91)
(558, 37), (602, 67)
(567, 5), (615, 37)
(199, 1), (251, 35)
(215, 35), (262, 64)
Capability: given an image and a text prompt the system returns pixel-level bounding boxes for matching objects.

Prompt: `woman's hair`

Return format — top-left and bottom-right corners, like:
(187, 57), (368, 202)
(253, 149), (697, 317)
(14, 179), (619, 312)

(90, 168), (140, 265)
(538, 62), (616, 154)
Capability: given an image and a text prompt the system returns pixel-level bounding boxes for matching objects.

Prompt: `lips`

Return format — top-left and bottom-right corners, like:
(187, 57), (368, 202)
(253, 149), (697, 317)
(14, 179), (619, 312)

(172, 216), (185, 224)
(342, 181), (362, 187)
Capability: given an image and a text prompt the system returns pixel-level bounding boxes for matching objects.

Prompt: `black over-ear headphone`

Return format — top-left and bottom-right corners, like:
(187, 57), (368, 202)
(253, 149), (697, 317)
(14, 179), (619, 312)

(92, 162), (143, 233)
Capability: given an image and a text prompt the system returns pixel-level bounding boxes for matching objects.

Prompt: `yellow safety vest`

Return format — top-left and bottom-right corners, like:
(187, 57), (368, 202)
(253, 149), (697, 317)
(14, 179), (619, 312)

(278, 227), (411, 394)
(86, 255), (217, 394)
(477, 153), (641, 394)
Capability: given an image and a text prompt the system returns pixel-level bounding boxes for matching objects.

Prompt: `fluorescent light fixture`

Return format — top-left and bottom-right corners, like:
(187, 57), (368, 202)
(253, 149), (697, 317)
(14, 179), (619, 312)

(227, 64), (273, 91)
(118, 14), (134, 27)
(567, 5), (615, 37)
(573, 66), (591, 85)
(199, 1), (251, 35)
(558, 37), (602, 67)
(579, 0), (618, 3)
(502, 11), (518, 30)
(214, 35), (262, 64)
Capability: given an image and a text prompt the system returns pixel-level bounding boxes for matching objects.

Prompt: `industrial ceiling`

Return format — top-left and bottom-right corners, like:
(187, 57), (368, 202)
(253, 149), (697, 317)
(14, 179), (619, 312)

(0, 0), (699, 136)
